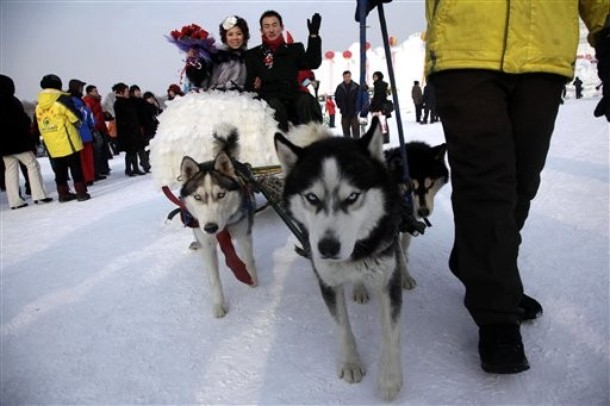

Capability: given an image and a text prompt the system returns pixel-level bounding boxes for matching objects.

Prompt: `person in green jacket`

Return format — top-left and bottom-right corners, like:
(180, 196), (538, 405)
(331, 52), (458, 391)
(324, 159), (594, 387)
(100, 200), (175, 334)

(424, 1), (609, 374)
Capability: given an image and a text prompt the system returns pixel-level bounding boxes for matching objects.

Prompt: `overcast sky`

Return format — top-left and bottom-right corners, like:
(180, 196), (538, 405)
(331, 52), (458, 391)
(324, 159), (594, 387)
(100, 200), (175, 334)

(0, 0), (426, 102)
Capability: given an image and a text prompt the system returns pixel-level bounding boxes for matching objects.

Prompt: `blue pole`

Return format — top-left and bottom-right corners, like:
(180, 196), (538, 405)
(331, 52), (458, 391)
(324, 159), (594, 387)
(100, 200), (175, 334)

(377, 3), (410, 186)
(358, 0), (368, 130)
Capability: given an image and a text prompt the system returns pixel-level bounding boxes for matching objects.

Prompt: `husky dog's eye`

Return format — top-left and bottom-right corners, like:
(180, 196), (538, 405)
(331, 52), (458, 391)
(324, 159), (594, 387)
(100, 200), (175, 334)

(194, 194), (202, 201)
(304, 192), (320, 205)
(344, 192), (360, 205)
(217, 192), (225, 199)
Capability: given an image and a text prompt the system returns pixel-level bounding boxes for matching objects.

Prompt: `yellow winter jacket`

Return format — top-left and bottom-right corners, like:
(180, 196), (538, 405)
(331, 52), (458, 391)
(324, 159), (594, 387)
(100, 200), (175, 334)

(36, 89), (82, 158)
(424, 0), (609, 78)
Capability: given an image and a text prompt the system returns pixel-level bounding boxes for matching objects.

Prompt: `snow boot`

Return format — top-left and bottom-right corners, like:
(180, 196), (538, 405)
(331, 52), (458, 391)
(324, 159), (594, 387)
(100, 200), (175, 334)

(479, 323), (529, 374)
(74, 181), (91, 201)
(57, 184), (77, 202)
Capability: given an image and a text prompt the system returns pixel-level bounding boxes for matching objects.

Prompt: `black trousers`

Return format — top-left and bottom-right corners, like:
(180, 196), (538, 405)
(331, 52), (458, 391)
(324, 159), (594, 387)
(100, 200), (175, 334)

(266, 93), (322, 132)
(414, 103), (423, 122)
(51, 151), (84, 186)
(431, 70), (564, 326)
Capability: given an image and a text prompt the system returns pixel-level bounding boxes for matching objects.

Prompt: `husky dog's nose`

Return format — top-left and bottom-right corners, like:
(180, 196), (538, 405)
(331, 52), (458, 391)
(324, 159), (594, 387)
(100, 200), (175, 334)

(203, 222), (219, 234)
(417, 208), (430, 217)
(318, 237), (340, 259)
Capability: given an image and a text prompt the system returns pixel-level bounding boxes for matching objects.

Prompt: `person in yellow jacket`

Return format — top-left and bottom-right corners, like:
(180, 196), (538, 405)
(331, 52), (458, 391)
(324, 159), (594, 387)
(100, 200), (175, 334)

(424, 1), (608, 374)
(35, 74), (90, 201)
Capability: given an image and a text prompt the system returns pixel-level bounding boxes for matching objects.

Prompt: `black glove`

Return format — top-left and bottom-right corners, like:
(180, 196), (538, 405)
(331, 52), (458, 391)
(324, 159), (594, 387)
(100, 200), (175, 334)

(307, 13), (321, 36)
(594, 24), (610, 121)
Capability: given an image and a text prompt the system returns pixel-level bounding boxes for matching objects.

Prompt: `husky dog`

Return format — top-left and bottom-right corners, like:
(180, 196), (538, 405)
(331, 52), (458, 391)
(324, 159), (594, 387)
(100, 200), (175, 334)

(275, 117), (405, 401)
(385, 141), (449, 288)
(179, 125), (257, 318)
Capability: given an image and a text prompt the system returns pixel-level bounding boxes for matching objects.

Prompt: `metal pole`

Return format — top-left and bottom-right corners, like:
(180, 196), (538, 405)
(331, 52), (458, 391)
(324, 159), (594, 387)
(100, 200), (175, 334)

(378, 3), (426, 235)
(377, 3), (410, 185)
(358, 0), (369, 135)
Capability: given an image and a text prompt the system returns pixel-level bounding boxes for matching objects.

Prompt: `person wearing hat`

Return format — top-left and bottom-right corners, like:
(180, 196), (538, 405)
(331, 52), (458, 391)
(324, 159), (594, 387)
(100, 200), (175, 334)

(0, 74), (53, 209)
(35, 74), (90, 202)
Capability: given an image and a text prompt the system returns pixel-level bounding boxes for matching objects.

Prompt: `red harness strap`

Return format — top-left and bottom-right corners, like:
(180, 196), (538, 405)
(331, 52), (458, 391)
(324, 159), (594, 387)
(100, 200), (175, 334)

(162, 186), (253, 286)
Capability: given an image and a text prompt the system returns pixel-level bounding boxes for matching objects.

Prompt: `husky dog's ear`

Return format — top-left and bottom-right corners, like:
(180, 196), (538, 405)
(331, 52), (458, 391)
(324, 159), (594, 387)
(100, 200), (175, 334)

(213, 124), (240, 159)
(433, 143), (447, 162)
(214, 151), (236, 177)
(359, 116), (384, 163)
(180, 156), (200, 184)
(274, 132), (303, 175)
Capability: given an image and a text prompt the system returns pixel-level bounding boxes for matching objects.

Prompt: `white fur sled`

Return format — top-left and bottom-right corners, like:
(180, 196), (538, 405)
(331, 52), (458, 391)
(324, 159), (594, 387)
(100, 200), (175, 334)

(149, 91), (280, 188)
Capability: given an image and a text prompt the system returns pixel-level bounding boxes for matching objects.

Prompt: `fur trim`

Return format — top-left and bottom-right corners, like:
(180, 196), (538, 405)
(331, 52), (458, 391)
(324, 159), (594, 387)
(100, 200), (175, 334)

(149, 91), (280, 188)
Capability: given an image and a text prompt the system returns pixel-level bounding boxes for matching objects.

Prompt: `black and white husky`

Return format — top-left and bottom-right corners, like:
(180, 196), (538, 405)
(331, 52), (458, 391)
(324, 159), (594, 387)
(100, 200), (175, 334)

(275, 117), (405, 401)
(179, 125), (257, 318)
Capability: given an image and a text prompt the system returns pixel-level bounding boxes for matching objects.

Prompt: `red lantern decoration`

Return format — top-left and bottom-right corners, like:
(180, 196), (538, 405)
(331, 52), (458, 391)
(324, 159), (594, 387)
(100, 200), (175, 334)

(342, 50), (352, 59)
(389, 36), (397, 47)
(365, 41), (372, 51)
(324, 50), (335, 60)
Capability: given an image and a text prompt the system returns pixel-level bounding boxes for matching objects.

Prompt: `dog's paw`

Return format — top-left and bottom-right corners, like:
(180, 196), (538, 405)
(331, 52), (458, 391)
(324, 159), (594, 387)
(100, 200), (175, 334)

(378, 357), (403, 400)
(212, 303), (228, 318)
(338, 360), (366, 383)
(379, 377), (402, 401)
(352, 283), (370, 303)
(247, 268), (258, 287)
(402, 275), (417, 290)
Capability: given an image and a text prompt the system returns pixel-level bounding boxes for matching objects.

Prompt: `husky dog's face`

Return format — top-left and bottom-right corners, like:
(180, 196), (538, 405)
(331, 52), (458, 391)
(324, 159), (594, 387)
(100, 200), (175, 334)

(275, 118), (399, 262)
(385, 142), (448, 219)
(179, 153), (243, 235)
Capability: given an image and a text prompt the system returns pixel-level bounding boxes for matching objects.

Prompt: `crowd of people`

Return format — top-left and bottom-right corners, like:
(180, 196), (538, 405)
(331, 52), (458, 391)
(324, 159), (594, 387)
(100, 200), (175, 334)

(0, 72), (164, 207)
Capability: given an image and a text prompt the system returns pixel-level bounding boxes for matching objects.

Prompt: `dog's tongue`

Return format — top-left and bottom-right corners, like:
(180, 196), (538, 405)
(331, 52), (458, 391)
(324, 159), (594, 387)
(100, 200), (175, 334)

(216, 229), (254, 285)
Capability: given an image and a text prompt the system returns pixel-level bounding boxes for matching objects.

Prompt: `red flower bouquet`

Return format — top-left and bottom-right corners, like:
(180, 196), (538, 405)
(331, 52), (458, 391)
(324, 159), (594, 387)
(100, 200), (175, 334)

(166, 23), (216, 61)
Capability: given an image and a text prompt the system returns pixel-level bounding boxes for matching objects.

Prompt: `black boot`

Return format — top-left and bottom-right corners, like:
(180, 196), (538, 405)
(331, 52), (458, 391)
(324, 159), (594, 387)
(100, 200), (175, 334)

(57, 184), (77, 202)
(479, 323), (529, 374)
(74, 181), (91, 201)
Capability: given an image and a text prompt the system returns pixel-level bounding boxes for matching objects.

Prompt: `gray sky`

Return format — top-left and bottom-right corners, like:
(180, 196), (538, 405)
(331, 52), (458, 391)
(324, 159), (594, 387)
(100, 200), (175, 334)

(0, 0), (426, 102)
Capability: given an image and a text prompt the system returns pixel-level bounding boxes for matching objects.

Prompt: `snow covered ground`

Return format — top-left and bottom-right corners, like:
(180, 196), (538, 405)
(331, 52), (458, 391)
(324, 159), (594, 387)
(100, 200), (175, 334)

(1, 98), (608, 405)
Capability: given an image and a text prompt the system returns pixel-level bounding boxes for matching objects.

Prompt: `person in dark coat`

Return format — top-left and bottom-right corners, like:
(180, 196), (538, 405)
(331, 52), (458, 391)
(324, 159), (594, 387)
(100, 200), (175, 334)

(369, 71), (389, 113)
(421, 82), (438, 124)
(411, 80), (424, 122)
(129, 85), (152, 173)
(0, 74), (52, 208)
(334, 70), (361, 138)
(369, 71), (390, 137)
(573, 76), (583, 99)
(244, 10), (322, 132)
(143, 91), (163, 139)
(112, 82), (145, 177)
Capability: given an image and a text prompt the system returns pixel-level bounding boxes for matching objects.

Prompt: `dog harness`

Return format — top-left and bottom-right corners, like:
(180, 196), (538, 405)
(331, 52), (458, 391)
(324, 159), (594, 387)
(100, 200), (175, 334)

(162, 182), (255, 286)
